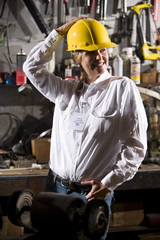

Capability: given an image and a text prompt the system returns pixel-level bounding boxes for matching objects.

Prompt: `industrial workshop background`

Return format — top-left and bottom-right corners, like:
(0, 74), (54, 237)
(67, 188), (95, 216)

(0, 0), (160, 160)
(0, 0), (160, 240)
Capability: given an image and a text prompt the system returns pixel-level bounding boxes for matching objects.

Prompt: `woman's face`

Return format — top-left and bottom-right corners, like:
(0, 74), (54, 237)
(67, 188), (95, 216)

(80, 48), (109, 84)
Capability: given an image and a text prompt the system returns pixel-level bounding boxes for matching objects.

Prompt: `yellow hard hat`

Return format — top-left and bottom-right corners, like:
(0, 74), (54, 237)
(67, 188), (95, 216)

(67, 18), (117, 51)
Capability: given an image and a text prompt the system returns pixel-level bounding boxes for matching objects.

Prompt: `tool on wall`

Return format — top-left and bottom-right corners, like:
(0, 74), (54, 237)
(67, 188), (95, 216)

(150, 0), (160, 44)
(111, 0), (131, 44)
(0, 0), (6, 18)
(44, 0), (51, 15)
(131, 3), (160, 60)
(23, 0), (50, 36)
(84, 0), (91, 14)
(152, 0), (159, 22)
(96, 0), (100, 14)
(62, 0), (70, 23)
(63, 0), (69, 16)
(76, 0), (95, 15)
(89, 0), (95, 14)
(117, 0), (131, 38)
(100, 0), (108, 20)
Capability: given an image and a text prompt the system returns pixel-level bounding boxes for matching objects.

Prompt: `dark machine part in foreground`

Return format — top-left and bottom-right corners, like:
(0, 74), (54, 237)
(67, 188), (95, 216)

(7, 189), (109, 240)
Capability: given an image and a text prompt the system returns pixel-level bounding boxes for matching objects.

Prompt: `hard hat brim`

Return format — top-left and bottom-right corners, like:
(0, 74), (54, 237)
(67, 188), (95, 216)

(67, 42), (117, 51)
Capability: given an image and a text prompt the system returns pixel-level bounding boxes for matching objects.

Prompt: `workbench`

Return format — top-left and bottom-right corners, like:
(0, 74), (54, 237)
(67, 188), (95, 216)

(0, 168), (48, 197)
(0, 165), (160, 239)
(0, 164), (160, 196)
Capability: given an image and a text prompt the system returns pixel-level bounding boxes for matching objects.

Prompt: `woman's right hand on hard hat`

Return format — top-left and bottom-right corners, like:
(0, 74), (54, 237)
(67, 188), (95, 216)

(56, 17), (87, 36)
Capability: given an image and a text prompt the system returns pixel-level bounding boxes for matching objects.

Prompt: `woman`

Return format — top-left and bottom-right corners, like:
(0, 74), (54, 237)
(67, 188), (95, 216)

(23, 17), (147, 239)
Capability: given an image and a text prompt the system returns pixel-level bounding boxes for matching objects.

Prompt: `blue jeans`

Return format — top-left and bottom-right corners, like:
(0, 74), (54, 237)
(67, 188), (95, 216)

(45, 169), (113, 240)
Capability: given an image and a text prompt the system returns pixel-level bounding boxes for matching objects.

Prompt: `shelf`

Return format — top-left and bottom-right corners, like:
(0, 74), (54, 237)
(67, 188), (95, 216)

(0, 84), (19, 89)
(0, 84), (45, 106)
(108, 225), (160, 240)
(109, 225), (160, 233)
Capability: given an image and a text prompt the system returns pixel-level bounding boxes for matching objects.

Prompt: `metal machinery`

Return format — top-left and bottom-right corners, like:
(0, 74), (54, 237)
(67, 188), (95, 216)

(131, 3), (160, 60)
(6, 189), (109, 240)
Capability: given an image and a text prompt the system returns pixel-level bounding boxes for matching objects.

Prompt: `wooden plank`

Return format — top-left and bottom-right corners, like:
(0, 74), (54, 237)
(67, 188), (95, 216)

(0, 168), (48, 176)
(138, 87), (160, 101)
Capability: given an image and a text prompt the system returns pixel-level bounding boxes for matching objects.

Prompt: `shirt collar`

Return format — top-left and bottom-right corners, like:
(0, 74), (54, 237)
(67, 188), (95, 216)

(89, 70), (111, 90)
(75, 70), (111, 96)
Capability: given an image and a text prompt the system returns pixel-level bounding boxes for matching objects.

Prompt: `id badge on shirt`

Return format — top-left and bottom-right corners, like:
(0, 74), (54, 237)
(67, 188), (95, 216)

(68, 112), (88, 131)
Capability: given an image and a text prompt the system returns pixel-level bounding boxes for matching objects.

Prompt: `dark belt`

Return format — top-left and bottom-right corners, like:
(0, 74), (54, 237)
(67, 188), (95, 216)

(52, 171), (91, 192)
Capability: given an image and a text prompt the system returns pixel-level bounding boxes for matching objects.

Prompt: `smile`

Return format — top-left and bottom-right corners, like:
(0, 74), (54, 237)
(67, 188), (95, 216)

(92, 62), (105, 68)
(97, 62), (104, 67)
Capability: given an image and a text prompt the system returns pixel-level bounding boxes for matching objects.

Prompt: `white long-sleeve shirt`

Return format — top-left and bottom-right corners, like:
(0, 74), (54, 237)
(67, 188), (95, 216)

(23, 29), (148, 191)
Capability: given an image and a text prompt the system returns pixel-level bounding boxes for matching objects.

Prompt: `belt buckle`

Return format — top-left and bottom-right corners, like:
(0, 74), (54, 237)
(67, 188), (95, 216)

(60, 178), (66, 187)
(60, 179), (74, 189)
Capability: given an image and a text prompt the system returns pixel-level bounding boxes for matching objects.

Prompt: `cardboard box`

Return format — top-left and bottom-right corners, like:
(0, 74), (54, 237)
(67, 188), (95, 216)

(141, 71), (157, 83)
(110, 202), (144, 227)
(31, 138), (51, 163)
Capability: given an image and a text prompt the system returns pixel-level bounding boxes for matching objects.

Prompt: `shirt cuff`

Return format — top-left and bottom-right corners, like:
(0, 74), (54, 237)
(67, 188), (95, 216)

(101, 171), (123, 192)
(44, 29), (63, 50)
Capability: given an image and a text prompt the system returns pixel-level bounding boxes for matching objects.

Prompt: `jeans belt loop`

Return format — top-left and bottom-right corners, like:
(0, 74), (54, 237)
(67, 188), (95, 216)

(53, 173), (57, 184)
